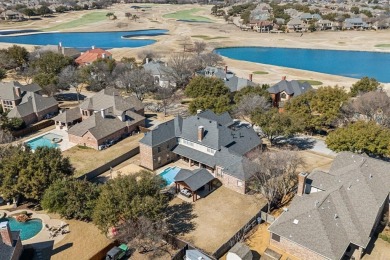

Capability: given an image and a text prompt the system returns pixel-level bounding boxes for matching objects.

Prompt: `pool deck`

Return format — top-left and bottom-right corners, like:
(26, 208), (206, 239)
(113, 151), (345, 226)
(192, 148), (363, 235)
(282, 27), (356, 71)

(24, 129), (76, 152)
(0, 209), (68, 247)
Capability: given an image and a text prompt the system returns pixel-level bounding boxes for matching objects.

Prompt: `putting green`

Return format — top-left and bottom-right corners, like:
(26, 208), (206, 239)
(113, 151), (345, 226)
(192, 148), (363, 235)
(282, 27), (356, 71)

(163, 8), (212, 22)
(44, 12), (107, 31)
(253, 71), (269, 75)
(298, 80), (323, 85)
(375, 44), (390, 48)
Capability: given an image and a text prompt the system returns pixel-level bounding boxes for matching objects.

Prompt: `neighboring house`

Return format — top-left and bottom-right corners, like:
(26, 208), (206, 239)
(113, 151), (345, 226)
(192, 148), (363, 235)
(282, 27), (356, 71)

(0, 221), (23, 260)
(252, 20), (274, 32)
(143, 59), (175, 88)
(197, 66), (255, 92)
(139, 110), (261, 194)
(299, 13), (322, 21)
(269, 152), (390, 260)
(343, 18), (369, 29)
(0, 81), (57, 125)
(316, 19), (333, 30)
(34, 43), (81, 59)
(287, 18), (308, 32)
(59, 89), (145, 150)
(267, 78), (313, 110)
(0, 10), (24, 21)
(185, 248), (212, 260)
(75, 47), (112, 66)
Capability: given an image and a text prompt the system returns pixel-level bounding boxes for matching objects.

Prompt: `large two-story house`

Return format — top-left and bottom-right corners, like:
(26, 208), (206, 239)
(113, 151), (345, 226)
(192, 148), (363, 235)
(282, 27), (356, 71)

(143, 59), (175, 88)
(139, 110), (261, 194)
(0, 81), (58, 125)
(54, 89), (145, 150)
(269, 152), (390, 260)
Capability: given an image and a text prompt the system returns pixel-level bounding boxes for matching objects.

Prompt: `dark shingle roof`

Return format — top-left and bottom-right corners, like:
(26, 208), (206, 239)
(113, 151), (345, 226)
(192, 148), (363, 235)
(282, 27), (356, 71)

(0, 226), (20, 260)
(53, 107), (82, 123)
(7, 93), (58, 118)
(267, 80), (313, 96)
(174, 168), (214, 191)
(229, 242), (252, 260)
(269, 152), (390, 260)
(0, 81), (23, 100)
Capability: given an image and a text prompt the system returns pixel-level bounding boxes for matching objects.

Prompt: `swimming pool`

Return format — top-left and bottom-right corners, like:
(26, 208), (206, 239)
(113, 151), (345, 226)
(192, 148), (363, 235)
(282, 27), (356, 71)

(0, 29), (168, 51)
(159, 167), (181, 186)
(25, 133), (62, 150)
(215, 47), (390, 82)
(2, 217), (43, 240)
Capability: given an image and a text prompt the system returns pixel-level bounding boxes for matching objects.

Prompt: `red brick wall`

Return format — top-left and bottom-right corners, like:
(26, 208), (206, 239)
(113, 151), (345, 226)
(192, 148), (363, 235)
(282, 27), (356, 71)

(140, 138), (178, 170)
(21, 113), (38, 125)
(217, 172), (246, 194)
(270, 234), (327, 260)
(140, 143), (155, 170)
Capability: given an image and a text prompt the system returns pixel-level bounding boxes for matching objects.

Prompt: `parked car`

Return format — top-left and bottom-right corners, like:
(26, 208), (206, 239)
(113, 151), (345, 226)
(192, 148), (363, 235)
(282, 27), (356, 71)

(106, 244), (129, 260)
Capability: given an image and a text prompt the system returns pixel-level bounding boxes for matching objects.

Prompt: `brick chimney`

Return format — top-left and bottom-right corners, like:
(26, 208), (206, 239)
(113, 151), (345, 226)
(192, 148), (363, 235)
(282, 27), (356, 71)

(198, 126), (204, 142)
(0, 221), (13, 246)
(297, 172), (308, 196)
(249, 73), (253, 81)
(14, 87), (21, 98)
(100, 109), (105, 118)
(282, 76), (287, 80)
(224, 65), (228, 73)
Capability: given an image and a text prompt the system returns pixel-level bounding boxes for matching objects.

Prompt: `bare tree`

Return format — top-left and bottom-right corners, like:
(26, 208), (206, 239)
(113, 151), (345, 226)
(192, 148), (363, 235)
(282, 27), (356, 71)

(245, 150), (303, 213)
(0, 129), (13, 144)
(154, 86), (176, 117)
(193, 41), (207, 55)
(137, 50), (161, 64)
(164, 53), (195, 88)
(58, 66), (83, 103)
(179, 36), (192, 52)
(234, 95), (270, 121)
(118, 68), (156, 101)
(199, 52), (224, 67)
(79, 60), (115, 92)
(116, 216), (168, 256)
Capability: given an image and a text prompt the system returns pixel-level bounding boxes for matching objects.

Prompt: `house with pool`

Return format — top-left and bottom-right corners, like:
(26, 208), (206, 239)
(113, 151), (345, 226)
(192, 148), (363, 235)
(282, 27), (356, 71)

(54, 88), (145, 150)
(139, 110), (261, 194)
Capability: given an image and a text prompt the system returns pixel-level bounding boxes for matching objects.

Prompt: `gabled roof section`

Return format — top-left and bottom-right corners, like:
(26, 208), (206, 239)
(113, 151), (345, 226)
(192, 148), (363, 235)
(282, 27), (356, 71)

(53, 107), (82, 123)
(0, 81), (23, 100)
(8, 93), (58, 118)
(75, 48), (112, 65)
(140, 118), (178, 146)
(174, 168), (214, 191)
(269, 152), (390, 260)
(267, 80), (313, 96)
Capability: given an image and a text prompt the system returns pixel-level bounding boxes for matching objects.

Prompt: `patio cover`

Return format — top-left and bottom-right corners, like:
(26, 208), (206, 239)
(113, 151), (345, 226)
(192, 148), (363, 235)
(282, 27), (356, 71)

(174, 168), (214, 191)
(172, 144), (216, 167)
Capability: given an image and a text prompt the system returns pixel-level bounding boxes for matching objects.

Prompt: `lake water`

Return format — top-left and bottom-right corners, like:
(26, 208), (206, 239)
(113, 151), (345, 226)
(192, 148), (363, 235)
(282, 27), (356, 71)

(215, 47), (390, 82)
(0, 29), (168, 50)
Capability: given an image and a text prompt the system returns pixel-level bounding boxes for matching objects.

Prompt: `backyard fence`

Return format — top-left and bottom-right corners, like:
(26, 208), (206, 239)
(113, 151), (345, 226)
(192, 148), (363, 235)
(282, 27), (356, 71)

(212, 203), (269, 259)
(165, 234), (216, 260)
(77, 146), (140, 181)
(261, 211), (275, 224)
(89, 241), (119, 260)
(12, 120), (54, 138)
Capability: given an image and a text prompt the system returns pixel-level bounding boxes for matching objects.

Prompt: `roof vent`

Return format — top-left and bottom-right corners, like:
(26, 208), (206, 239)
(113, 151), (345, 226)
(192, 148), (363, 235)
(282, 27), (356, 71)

(283, 207), (288, 212)
(293, 219), (299, 224)
(369, 174), (373, 179)
(347, 183), (352, 190)
(314, 200), (319, 207)
(334, 214), (338, 219)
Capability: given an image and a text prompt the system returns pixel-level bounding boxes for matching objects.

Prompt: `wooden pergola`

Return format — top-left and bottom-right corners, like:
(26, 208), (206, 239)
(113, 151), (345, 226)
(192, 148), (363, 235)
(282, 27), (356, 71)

(174, 168), (215, 202)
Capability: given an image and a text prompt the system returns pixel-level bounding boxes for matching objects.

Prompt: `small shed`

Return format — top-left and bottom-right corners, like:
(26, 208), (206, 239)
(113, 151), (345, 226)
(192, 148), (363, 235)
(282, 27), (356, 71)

(185, 249), (212, 260)
(227, 242), (253, 260)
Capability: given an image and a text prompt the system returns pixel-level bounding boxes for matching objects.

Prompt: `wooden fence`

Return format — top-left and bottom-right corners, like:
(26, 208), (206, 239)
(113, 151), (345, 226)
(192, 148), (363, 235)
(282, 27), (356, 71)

(89, 241), (119, 260)
(12, 120), (54, 138)
(77, 146), (140, 181)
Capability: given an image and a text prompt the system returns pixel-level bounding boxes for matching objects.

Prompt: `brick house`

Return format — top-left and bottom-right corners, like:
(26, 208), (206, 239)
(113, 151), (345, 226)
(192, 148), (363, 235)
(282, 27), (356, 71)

(0, 221), (23, 260)
(0, 81), (58, 126)
(63, 89), (145, 150)
(75, 47), (112, 66)
(269, 152), (390, 260)
(267, 78), (313, 111)
(139, 110), (261, 194)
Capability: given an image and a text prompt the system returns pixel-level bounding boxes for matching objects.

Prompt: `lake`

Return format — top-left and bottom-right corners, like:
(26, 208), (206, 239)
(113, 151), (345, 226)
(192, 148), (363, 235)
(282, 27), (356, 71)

(0, 29), (168, 51)
(215, 47), (390, 83)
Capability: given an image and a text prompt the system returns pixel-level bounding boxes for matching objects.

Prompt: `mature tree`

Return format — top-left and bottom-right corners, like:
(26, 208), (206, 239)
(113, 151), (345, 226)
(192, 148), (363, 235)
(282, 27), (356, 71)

(188, 95), (231, 115)
(154, 86), (176, 117)
(42, 178), (100, 221)
(116, 68), (155, 101)
(7, 45), (29, 70)
(246, 150), (303, 213)
(197, 52), (224, 67)
(125, 12), (132, 20)
(234, 95), (270, 121)
(350, 77), (380, 97)
(80, 59), (116, 92)
(31, 51), (74, 75)
(37, 5), (52, 16)
(1, 117), (24, 131)
(251, 108), (301, 144)
(21, 8), (36, 19)
(0, 146), (74, 201)
(341, 90), (390, 126)
(164, 53), (195, 88)
(350, 6), (360, 14)
(106, 12), (115, 19)
(0, 50), (16, 70)
(193, 41), (207, 55)
(137, 50), (160, 64)
(326, 121), (390, 157)
(55, 6), (68, 13)
(234, 84), (270, 104)
(185, 76), (229, 98)
(58, 66), (83, 103)
(0, 68), (6, 80)
(33, 73), (58, 95)
(92, 171), (167, 233)
(0, 129), (13, 144)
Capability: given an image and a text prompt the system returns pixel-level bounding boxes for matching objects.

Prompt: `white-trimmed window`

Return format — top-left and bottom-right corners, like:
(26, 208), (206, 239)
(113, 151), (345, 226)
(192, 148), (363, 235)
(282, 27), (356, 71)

(237, 181), (243, 187)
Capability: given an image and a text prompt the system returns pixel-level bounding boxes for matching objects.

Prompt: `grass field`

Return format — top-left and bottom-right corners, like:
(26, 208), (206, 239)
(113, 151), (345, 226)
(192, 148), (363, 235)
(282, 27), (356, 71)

(44, 12), (107, 31)
(192, 35), (228, 40)
(163, 8), (212, 22)
(298, 79), (323, 85)
(375, 44), (390, 48)
(253, 71), (269, 75)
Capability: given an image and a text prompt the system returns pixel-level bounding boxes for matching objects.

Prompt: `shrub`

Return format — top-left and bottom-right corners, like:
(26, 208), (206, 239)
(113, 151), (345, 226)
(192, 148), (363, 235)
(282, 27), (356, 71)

(382, 235), (389, 242)
(15, 214), (29, 222)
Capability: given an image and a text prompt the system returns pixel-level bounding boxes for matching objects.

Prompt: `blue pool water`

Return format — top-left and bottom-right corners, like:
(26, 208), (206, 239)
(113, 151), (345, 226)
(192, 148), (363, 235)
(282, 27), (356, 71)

(26, 133), (61, 150)
(215, 47), (390, 83)
(159, 167), (181, 185)
(2, 217), (43, 240)
(0, 29), (168, 51)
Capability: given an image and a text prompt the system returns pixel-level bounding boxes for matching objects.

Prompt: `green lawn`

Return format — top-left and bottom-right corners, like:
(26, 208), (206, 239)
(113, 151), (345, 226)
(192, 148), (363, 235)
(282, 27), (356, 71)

(253, 71), (269, 75)
(163, 8), (213, 22)
(298, 80), (323, 85)
(375, 44), (390, 48)
(43, 12), (107, 31)
(191, 35), (228, 40)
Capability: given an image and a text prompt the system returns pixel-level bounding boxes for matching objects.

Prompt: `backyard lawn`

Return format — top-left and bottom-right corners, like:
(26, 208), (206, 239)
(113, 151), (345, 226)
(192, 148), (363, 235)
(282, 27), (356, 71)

(168, 186), (266, 255)
(44, 12), (107, 31)
(63, 134), (142, 177)
(163, 8), (213, 22)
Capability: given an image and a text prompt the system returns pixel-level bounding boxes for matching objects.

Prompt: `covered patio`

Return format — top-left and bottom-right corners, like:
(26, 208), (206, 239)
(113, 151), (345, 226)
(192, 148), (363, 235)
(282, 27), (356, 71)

(172, 144), (216, 173)
(174, 168), (215, 202)
(53, 107), (82, 131)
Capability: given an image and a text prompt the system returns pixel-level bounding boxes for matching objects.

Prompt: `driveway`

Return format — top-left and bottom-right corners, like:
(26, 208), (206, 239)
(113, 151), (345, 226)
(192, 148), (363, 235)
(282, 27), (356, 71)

(281, 135), (337, 157)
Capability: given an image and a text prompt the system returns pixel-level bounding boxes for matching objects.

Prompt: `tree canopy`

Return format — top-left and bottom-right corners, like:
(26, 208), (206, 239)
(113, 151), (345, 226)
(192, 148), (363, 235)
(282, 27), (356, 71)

(233, 84), (270, 104)
(188, 95), (232, 115)
(350, 77), (380, 97)
(185, 76), (229, 98)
